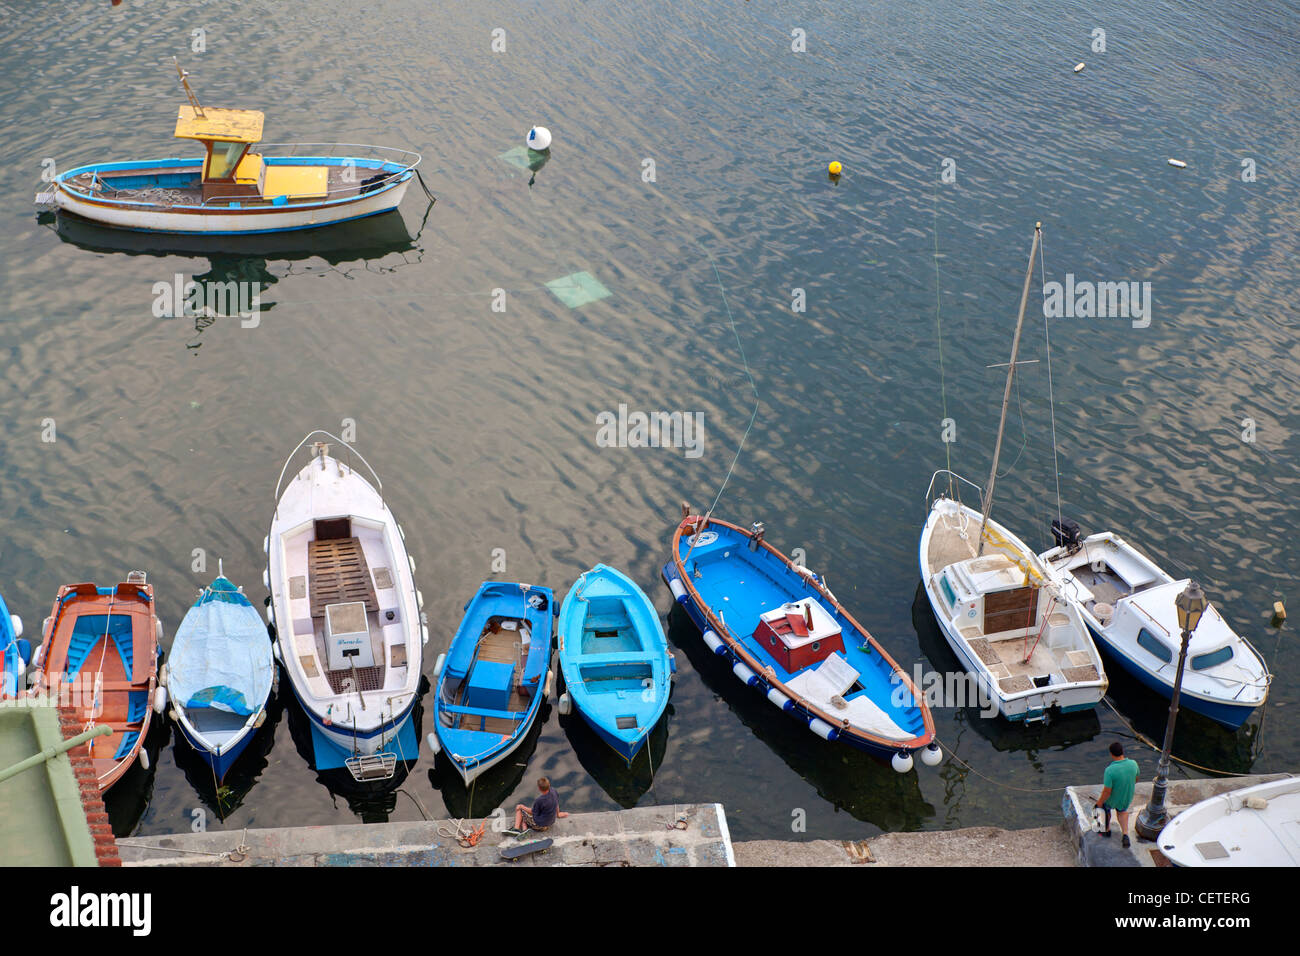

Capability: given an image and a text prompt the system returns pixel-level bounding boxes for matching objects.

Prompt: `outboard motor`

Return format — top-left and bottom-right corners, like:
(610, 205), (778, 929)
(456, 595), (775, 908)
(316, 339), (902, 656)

(1051, 518), (1082, 554)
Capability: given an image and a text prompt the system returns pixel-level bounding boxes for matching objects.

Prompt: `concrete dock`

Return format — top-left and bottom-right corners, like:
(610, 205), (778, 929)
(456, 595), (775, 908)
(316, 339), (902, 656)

(118, 803), (735, 867)
(113, 772), (1296, 867)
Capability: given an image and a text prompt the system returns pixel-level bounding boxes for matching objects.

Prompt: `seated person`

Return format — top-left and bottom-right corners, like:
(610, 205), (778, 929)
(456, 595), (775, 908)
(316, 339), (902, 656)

(508, 776), (569, 835)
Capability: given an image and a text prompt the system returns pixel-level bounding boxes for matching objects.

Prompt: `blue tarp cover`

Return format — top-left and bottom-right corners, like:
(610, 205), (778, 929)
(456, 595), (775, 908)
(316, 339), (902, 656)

(168, 579), (274, 716)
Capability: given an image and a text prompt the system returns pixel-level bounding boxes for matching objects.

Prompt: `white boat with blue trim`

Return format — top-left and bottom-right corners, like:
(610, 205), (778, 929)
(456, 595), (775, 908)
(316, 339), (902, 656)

(36, 61), (420, 236)
(265, 432), (427, 782)
(1039, 526), (1270, 730)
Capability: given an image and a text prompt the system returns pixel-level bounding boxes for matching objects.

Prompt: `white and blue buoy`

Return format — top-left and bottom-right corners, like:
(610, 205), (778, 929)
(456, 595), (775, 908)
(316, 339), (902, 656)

(527, 126), (552, 151)
(921, 742), (944, 766)
(891, 751), (914, 773)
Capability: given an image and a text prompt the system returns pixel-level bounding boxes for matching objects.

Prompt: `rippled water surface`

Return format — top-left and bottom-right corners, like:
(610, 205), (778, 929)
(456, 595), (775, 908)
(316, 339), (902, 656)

(1, 1), (1297, 842)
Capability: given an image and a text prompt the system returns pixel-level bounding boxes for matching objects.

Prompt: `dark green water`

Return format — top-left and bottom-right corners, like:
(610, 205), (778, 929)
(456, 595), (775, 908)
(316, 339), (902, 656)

(1, 1), (1296, 842)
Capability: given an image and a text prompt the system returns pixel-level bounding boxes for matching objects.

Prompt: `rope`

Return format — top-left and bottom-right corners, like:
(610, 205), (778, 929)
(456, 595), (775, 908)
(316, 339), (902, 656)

(1038, 231), (1064, 531)
(931, 195), (952, 477)
(935, 734), (1069, 793)
(1098, 697), (1258, 777)
(681, 243), (759, 568)
(413, 167), (438, 204)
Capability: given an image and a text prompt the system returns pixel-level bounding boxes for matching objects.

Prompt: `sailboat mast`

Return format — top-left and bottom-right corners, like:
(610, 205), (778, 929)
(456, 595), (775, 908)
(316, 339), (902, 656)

(977, 221), (1042, 556)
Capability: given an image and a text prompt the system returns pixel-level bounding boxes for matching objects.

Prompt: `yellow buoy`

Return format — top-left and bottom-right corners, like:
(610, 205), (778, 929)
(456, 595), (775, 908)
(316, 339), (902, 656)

(1074, 63), (1085, 73)
(828, 161), (842, 176)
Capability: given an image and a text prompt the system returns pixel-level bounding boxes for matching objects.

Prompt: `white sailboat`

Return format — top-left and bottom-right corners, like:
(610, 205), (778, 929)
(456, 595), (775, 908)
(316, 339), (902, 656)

(265, 432), (427, 781)
(919, 223), (1107, 722)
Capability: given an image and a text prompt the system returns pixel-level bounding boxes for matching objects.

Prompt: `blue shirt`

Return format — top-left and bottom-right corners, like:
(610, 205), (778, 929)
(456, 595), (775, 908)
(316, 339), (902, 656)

(532, 789), (558, 827)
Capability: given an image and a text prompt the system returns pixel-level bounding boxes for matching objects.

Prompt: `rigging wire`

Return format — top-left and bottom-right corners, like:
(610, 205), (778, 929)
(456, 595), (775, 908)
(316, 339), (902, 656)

(1039, 230), (1064, 528)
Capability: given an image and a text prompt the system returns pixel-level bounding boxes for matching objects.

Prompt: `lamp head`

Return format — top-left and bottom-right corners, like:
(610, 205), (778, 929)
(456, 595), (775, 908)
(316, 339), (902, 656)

(1176, 580), (1208, 634)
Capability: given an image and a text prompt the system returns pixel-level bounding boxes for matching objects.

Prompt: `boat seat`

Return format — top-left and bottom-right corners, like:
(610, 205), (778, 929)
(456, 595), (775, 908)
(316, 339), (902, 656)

(440, 702), (526, 721)
(262, 165), (329, 200)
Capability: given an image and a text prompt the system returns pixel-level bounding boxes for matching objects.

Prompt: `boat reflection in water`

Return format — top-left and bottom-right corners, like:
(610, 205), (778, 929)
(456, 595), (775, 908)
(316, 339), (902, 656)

(101, 718), (168, 838)
(667, 604), (935, 833)
(283, 681), (425, 823)
(558, 684), (671, 809)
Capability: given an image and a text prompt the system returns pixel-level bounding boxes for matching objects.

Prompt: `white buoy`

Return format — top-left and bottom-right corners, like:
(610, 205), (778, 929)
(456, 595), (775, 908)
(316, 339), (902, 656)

(921, 743), (943, 766)
(138, 749), (150, 770)
(1168, 159), (1187, 168)
(432, 652), (446, 679)
(891, 751), (914, 773)
(1073, 62), (1085, 73)
(527, 126), (552, 151)
(10, 614), (22, 638)
(426, 732), (441, 756)
(153, 686), (167, 715)
(558, 691), (572, 715)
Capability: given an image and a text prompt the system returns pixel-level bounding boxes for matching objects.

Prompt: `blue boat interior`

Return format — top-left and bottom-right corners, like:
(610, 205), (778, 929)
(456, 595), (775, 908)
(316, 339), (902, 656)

(559, 565), (670, 756)
(436, 583), (553, 770)
(677, 524), (927, 741)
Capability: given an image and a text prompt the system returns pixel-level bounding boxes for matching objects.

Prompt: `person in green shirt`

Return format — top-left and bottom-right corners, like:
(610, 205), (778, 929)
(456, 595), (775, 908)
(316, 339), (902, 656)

(1095, 741), (1140, 848)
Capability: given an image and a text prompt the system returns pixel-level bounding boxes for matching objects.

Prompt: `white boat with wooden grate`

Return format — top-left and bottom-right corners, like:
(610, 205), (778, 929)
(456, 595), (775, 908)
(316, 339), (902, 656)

(265, 431), (427, 780)
(918, 223), (1106, 722)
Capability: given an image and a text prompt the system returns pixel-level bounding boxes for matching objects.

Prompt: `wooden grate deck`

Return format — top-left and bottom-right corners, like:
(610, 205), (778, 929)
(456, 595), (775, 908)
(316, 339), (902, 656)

(308, 537), (379, 618)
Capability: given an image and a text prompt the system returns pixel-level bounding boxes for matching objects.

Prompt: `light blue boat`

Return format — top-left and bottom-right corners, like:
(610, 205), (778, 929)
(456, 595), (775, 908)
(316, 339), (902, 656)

(0, 590), (29, 699)
(557, 565), (674, 764)
(164, 568), (275, 782)
(432, 582), (554, 784)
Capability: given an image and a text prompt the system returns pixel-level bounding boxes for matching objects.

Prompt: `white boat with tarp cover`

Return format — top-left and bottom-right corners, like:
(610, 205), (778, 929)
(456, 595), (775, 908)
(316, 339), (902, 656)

(35, 60), (425, 236)
(1158, 776), (1300, 866)
(164, 565), (275, 782)
(265, 432), (427, 781)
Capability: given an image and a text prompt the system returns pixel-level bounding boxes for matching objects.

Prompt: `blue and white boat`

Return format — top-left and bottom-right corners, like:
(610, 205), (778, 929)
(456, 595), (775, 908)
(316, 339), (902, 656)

(0, 590), (29, 699)
(432, 582), (553, 784)
(664, 512), (940, 771)
(163, 566), (276, 782)
(266, 432), (427, 782)
(1040, 527), (1270, 730)
(36, 62), (419, 236)
(557, 565), (674, 764)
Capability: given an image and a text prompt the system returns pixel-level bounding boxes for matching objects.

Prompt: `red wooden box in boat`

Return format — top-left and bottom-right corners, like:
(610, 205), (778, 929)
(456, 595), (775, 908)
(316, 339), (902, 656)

(31, 574), (160, 792)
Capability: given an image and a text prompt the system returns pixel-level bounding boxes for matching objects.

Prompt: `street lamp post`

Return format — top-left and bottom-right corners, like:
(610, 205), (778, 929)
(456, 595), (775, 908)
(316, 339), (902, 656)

(1135, 580), (1208, 841)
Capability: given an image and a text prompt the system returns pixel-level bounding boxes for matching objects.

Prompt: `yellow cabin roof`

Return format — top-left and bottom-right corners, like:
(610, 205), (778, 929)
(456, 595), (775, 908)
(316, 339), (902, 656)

(174, 105), (264, 143)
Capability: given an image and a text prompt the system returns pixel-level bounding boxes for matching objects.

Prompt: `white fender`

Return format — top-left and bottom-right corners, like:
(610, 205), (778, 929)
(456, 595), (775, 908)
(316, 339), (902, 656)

(702, 629), (727, 656)
(767, 688), (793, 711)
(732, 662), (758, 686)
(668, 577), (687, 602)
(153, 686), (168, 715)
(10, 614), (22, 638)
(426, 732), (441, 755)
(921, 743), (943, 767)
(169, 706), (179, 722)
(558, 692), (572, 716)
(808, 718), (836, 740)
(262, 568), (270, 590)
(254, 710), (266, 728)
(417, 589), (424, 610)
(262, 535), (269, 554)
(273, 640), (283, 663)
(544, 668), (554, 698)
(432, 652), (445, 679)
(892, 752), (914, 773)
(155, 619), (164, 643)
(265, 604), (274, 625)
(159, 663), (169, 687)
(421, 624), (430, 646)
(398, 524), (406, 541)
(138, 749), (150, 770)
(408, 555), (416, 573)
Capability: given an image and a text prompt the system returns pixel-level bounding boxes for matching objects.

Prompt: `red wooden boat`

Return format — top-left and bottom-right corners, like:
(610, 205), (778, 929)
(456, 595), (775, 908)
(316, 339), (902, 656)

(30, 573), (161, 791)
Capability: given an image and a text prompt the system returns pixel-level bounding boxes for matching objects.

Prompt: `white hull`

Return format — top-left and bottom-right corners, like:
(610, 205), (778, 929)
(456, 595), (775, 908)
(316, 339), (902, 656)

(919, 490), (1107, 721)
(1040, 532), (1269, 719)
(1158, 776), (1300, 866)
(267, 435), (425, 765)
(55, 179), (409, 235)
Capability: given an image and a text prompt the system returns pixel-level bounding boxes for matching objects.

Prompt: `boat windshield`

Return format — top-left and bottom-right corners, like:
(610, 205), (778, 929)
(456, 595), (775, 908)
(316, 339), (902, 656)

(206, 140), (248, 180)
